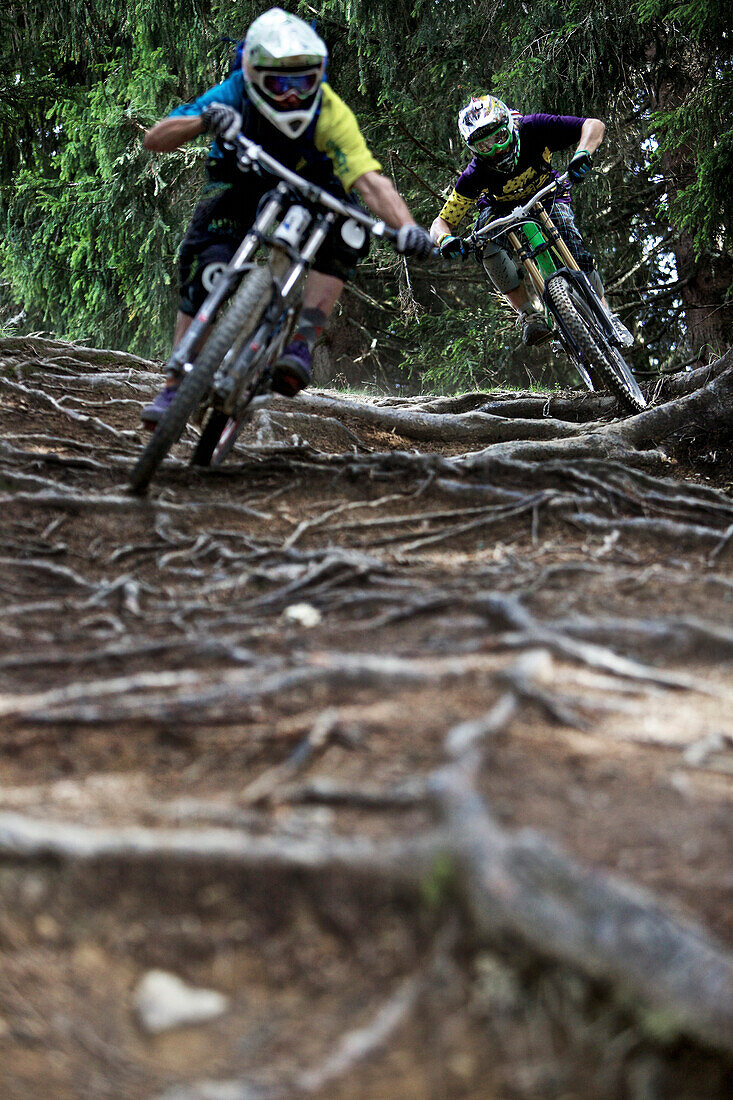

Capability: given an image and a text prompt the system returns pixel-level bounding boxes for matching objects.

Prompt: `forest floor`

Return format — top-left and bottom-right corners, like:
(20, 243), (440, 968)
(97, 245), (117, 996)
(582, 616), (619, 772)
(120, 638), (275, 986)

(0, 336), (732, 1099)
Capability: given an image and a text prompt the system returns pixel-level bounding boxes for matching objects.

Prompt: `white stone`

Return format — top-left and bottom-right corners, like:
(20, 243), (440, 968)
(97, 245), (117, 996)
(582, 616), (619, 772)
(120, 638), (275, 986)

(283, 602), (322, 628)
(134, 969), (229, 1034)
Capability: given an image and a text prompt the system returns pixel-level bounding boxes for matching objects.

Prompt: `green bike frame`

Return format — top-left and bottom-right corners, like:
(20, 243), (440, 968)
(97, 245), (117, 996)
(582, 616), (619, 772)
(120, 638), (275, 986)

(507, 207), (581, 324)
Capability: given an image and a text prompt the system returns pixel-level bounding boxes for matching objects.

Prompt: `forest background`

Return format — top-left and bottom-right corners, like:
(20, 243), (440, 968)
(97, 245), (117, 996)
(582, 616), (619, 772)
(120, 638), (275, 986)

(1, 0), (731, 393)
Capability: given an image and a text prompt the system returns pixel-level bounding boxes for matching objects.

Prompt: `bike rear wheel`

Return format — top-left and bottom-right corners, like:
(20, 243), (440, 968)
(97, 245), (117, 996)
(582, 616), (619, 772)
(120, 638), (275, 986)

(192, 407), (253, 468)
(546, 277), (646, 415)
(191, 409), (229, 468)
(129, 266), (272, 494)
(209, 414), (250, 467)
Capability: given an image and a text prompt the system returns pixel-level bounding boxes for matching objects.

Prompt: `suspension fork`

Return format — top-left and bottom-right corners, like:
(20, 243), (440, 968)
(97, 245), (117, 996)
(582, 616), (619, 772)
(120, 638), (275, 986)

(535, 204), (579, 272)
(251, 209), (337, 351)
(214, 211), (338, 412)
(279, 211), (337, 299)
(246, 210), (337, 367)
(506, 202), (581, 302)
(507, 229), (546, 300)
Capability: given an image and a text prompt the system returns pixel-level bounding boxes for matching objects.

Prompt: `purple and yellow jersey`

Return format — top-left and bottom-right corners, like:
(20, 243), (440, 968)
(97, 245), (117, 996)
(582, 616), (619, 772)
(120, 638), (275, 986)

(170, 75), (380, 193)
(438, 114), (586, 229)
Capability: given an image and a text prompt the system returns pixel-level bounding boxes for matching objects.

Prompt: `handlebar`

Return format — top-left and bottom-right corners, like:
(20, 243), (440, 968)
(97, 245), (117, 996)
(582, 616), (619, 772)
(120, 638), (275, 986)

(231, 133), (399, 244)
(469, 173), (571, 242)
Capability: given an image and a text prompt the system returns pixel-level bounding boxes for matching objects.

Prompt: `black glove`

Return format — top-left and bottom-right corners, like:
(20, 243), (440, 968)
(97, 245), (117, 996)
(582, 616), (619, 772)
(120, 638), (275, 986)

(438, 235), (468, 261)
(395, 224), (434, 259)
(567, 149), (593, 184)
(201, 103), (243, 144)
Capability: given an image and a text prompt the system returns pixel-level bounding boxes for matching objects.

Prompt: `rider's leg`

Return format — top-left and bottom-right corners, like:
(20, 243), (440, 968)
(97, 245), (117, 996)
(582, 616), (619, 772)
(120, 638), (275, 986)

(303, 271), (344, 315)
(173, 310), (193, 345)
(272, 205), (372, 395)
(481, 240), (552, 346)
(142, 184), (247, 427)
(141, 241), (236, 427)
(271, 271), (343, 396)
(475, 209), (550, 345)
(141, 312), (199, 425)
(273, 202), (371, 397)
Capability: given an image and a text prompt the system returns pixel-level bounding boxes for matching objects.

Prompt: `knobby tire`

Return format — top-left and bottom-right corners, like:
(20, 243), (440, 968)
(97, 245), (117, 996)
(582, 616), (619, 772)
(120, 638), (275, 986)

(129, 267), (272, 494)
(193, 407), (255, 468)
(191, 410), (229, 468)
(546, 277), (646, 415)
(209, 413), (249, 467)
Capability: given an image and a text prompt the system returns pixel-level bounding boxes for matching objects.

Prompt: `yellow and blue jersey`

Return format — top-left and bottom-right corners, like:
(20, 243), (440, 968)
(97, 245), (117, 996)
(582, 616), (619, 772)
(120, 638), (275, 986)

(170, 73), (380, 194)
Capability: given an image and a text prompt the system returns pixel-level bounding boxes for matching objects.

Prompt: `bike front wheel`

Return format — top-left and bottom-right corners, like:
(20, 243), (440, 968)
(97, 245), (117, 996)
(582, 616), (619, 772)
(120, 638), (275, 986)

(129, 266), (273, 494)
(546, 277), (647, 415)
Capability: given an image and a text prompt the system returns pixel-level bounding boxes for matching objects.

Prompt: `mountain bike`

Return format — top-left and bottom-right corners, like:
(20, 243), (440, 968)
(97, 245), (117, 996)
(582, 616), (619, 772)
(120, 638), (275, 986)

(466, 177), (647, 414)
(129, 134), (400, 495)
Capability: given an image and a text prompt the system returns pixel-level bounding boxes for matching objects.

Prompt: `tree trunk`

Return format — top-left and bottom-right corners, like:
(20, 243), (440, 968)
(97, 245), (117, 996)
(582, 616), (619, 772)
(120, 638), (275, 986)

(649, 45), (733, 358)
(671, 236), (733, 359)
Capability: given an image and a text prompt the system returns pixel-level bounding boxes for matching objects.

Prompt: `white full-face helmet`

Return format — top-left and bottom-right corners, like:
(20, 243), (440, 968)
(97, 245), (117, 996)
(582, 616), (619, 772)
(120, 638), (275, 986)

(458, 94), (520, 172)
(243, 7), (328, 138)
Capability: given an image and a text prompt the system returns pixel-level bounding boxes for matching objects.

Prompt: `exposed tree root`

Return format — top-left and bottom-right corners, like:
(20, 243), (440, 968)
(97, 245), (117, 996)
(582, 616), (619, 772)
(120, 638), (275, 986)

(2, 671), (732, 1057)
(435, 759), (733, 1053)
(1, 336), (732, 1093)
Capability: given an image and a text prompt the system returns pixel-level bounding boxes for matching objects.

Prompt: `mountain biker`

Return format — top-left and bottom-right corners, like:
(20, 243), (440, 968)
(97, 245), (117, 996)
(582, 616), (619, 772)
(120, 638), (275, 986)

(430, 95), (632, 347)
(141, 7), (432, 426)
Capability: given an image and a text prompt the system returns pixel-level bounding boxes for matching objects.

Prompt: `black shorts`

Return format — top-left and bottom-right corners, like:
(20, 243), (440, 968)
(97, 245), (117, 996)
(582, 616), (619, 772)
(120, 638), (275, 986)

(178, 175), (371, 316)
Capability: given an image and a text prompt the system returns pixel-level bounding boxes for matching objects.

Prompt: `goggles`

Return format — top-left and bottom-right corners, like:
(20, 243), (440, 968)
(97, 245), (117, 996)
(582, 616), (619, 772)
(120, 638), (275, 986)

(261, 69), (321, 101)
(473, 125), (512, 156)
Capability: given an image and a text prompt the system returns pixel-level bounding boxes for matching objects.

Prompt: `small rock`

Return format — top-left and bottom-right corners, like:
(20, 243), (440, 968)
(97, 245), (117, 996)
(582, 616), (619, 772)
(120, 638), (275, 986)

(683, 731), (726, 767)
(472, 952), (522, 1013)
(283, 602), (322, 628)
(34, 914), (61, 941)
(133, 970), (229, 1034)
(20, 873), (47, 907)
(449, 1052), (476, 1080)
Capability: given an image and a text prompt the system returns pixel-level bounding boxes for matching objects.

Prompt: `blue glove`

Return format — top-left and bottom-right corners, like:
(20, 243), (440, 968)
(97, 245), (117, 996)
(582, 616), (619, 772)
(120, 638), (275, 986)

(567, 149), (593, 184)
(439, 235), (467, 261)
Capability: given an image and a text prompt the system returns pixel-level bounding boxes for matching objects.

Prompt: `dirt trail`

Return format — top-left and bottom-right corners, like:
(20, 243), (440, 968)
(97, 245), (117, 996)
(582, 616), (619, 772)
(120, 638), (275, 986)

(0, 337), (732, 1098)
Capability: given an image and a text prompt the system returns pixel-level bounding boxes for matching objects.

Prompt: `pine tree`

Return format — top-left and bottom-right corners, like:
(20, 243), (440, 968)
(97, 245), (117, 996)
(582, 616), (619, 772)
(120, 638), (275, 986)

(1, 0), (730, 373)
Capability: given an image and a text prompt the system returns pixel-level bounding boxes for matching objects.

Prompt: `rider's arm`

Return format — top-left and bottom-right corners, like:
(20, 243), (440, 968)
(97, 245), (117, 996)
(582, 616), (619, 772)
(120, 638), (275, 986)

(430, 215), (454, 243)
(430, 186), (476, 243)
(144, 73), (244, 153)
(315, 85), (382, 191)
(577, 117), (605, 156)
(144, 115), (205, 152)
(352, 171), (415, 228)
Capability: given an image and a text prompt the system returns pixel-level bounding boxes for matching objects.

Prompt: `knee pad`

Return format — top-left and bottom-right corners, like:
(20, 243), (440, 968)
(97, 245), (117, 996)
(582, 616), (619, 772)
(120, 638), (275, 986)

(314, 214), (371, 283)
(179, 242), (235, 316)
(481, 243), (522, 294)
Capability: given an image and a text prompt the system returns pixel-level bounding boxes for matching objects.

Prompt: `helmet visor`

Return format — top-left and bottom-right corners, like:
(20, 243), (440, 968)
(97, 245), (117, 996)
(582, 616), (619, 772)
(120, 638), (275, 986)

(261, 69), (321, 102)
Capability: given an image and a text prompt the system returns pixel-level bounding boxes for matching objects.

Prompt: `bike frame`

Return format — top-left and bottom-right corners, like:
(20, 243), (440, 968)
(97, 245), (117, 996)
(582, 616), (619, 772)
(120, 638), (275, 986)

(470, 176), (622, 360)
(209, 199), (337, 416)
(165, 135), (397, 382)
